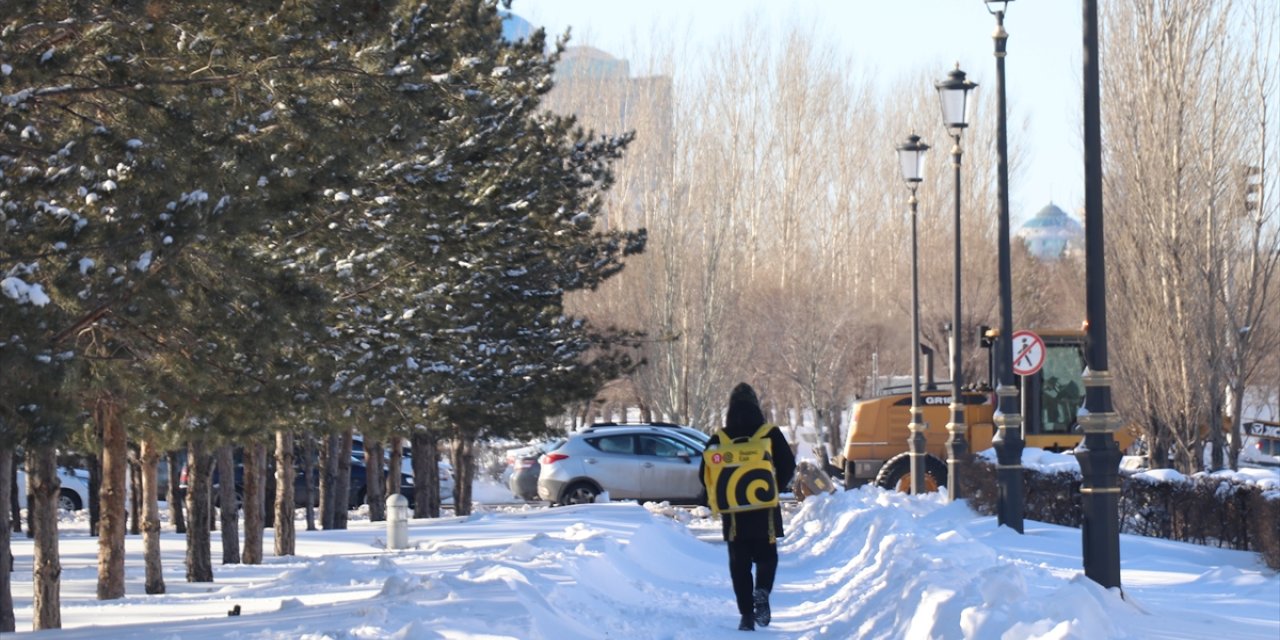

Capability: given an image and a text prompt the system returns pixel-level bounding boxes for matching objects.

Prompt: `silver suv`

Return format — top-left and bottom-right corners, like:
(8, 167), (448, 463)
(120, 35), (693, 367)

(537, 423), (709, 505)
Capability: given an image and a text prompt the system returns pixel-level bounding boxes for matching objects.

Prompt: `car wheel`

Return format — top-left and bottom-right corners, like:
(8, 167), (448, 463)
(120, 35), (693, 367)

(561, 481), (600, 505)
(58, 489), (82, 512)
(213, 491), (245, 513)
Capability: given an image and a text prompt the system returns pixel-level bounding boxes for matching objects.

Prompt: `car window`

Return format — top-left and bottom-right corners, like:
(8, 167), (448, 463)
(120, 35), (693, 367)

(681, 429), (711, 444)
(638, 435), (698, 458)
(591, 435), (635, 455)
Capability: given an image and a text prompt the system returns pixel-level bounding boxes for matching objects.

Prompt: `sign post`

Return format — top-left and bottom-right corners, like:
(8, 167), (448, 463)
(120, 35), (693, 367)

(1010, 330), (1046, 377)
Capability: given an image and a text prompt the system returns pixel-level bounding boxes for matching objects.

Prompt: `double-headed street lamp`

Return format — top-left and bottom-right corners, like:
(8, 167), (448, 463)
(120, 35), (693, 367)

(896, 133), (930, 495)
(935, 65), (977, 501)
(985, 0), (1026, 533)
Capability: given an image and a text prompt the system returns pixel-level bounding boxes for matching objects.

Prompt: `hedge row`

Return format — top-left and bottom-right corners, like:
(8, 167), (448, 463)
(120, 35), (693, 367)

(964, 458), (1280, 570)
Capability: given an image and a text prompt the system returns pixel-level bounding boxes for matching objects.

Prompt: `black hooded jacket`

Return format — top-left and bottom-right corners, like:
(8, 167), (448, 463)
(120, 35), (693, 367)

(701, 383), (797, 542)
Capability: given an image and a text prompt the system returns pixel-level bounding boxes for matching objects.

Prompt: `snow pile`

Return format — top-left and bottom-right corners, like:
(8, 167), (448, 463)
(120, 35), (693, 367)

(9, 480), (1279, 639)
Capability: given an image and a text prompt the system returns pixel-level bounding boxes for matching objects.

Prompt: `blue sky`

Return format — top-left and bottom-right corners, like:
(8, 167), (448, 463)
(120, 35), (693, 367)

(514, 0), (1087, 225)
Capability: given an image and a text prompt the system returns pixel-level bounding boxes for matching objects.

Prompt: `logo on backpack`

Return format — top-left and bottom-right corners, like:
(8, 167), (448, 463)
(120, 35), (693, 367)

(702, 424), (779, 515)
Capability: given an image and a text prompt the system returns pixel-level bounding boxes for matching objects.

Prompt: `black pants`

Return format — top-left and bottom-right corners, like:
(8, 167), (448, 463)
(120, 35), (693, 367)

(727, 537), (778, 616)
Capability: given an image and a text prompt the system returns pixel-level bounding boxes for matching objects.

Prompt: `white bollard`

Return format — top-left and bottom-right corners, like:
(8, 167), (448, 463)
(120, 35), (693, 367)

(386, 494), (409, 550)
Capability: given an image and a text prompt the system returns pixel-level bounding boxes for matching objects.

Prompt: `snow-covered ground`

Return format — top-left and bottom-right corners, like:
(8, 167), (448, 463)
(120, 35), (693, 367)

(7, 470), (1279, 639)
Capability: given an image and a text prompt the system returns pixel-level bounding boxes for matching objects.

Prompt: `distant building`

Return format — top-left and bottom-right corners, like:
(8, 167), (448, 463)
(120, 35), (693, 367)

(501, 12), (534, 42)
(556, 45), (632, 81)
(541, 42), (675, 229)
(503, 15), (675, 230)
(549, 46), (672, 144)
(1016, 202), (1084, 260)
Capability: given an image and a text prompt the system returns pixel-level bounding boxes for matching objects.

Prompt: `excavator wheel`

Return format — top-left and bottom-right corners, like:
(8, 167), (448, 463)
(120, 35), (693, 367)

(873, 453), (948, 493)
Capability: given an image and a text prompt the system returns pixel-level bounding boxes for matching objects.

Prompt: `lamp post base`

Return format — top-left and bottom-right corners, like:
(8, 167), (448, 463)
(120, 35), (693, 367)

(1076, 369), (1123, 591)
(945, 411), (969, 501)
(991, 386), (1024, 533)
(908, 417), (928, 495)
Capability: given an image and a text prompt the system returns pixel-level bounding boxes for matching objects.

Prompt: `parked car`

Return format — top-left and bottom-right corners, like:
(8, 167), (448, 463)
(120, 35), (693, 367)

(351, 434), (413, 476)
(583, 422), (711, 447)
(1240, 437), (1280, 468)
(507, 438), (565, 501)
(15, 467), (91, 512)
(1235, 420), (1280, 469)
(537, 424), (708, 505)
(351, 434), (455, 501)
(437, 460), (456, 504)
(179, 453), (414, 510)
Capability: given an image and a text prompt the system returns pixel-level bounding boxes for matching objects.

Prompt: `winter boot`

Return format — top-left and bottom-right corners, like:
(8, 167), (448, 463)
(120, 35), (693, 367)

(753, 588), (771, 627)
(738, 613), (755, 631)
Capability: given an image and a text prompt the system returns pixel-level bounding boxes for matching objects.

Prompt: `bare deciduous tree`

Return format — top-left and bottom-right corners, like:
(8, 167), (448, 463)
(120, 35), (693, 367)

(553, 19), (1005, 443)
(1103, 0), (1277, 472)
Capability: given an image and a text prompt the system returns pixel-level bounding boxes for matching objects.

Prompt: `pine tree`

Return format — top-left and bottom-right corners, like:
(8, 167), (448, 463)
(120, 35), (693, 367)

(239, 0), (646, 517)
(2, 0), (381, 607)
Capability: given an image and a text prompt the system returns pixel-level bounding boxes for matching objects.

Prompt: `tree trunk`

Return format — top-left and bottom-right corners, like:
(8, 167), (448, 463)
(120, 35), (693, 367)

(241, 442), (265, 565)
(216, 445), (240, 565)
(450, 436), (473, 517)
(826, 404), (844, 466)
(366, 439), (386, 521)
(1228, 382), (1247, 470)
(0, 447), (15, 632)
(184, 439), (214, 582)
(8, 454), (19, 535)
(333, 429), (353, 529)
(411, 430), (440, 518)
(387, 436), (403, 502)
(87, 407), (104, 538)
(319, 434), (338, 530)
(96, 396), (127, 600)
(87, 452), (100, 537)
(139, 439), (165, 595)
(273, 431), (296, 557)
(29, 446), (62, 630)
(301, 435), (316, 531)
(166, 450), (186, 534)
(128, 453), (142, 536)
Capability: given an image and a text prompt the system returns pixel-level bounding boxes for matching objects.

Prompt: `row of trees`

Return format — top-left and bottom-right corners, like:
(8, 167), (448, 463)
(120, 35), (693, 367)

(1102, 0), (1279, 472)
(1, 0), (644, 631)
(1, 0), (1275, 631)
(548, 1), (1278, 466)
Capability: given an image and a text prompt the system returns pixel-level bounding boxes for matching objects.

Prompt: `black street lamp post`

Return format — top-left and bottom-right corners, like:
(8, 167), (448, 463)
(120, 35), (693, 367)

(897, 133), (930, 495)
(985, 0), (1025, 533)
(1078, 0), (1123, 591)
(935, 65), (977, 501)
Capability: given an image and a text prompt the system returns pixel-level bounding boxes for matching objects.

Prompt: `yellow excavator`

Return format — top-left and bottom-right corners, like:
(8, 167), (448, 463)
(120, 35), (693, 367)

(838, 328), (1137, 491)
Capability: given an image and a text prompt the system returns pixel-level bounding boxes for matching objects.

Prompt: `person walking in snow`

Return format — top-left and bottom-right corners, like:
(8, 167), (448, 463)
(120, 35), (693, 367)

(701, 382), (796, 631)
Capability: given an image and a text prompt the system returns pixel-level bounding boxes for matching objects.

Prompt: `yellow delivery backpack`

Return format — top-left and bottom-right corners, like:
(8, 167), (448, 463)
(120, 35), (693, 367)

(703, 424), (779, 515)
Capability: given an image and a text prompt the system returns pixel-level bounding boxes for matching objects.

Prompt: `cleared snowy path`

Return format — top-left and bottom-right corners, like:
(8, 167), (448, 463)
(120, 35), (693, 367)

(11, 487), (1279, 639)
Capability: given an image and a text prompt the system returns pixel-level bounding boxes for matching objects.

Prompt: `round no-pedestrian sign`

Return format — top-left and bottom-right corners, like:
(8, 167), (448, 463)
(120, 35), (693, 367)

(1010, 330), (1046, 376)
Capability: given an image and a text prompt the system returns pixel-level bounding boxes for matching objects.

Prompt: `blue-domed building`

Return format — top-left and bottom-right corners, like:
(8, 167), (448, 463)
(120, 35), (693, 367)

(1016, 203), (1084, 260)
(501, 12), (534, 42)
